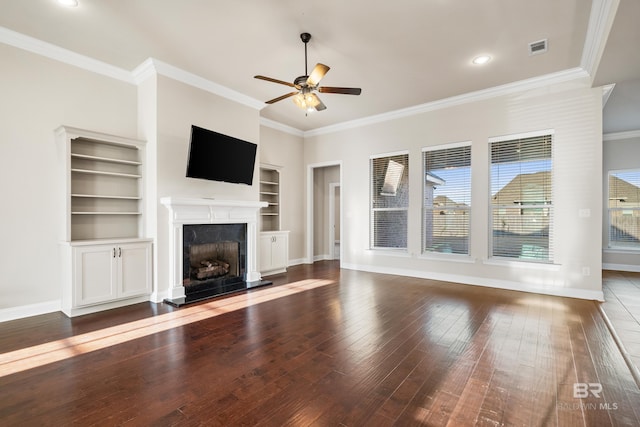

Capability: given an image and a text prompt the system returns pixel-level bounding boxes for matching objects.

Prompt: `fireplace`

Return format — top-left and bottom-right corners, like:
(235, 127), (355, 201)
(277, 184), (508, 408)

(182, 223), (246, 298)
(161, 197), (269, 307)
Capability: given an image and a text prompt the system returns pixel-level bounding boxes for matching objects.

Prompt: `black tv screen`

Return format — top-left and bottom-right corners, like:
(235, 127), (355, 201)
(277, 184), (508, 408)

(186, 125), (257, 185)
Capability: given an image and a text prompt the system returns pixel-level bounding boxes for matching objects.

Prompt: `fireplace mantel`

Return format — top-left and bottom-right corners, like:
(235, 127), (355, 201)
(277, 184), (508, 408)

(161, 197), (267, 300)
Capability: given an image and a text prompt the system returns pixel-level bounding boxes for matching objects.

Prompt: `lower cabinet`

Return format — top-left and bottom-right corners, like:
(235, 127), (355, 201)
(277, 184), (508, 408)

(62, 240), (152, 317)
(260, 231), (289, 275)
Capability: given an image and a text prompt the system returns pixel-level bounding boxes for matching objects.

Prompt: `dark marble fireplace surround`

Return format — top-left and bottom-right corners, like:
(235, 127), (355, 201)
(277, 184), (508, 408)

(164, 223), (269, 307)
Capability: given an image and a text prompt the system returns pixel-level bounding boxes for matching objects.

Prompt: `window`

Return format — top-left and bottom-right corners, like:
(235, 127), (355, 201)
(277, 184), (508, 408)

(608, 170), (640, 249)
(370, 152), (409, 249)
(423, 142), (471, 255)
(490, 132), (553, 261)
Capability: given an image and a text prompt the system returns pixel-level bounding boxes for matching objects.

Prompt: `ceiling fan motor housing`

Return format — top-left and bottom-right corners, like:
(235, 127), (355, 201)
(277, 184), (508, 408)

(294, 75), (310, 87)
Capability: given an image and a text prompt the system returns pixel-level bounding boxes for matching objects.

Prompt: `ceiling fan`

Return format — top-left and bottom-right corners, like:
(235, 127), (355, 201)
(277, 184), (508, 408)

(254, 32), (362, 113)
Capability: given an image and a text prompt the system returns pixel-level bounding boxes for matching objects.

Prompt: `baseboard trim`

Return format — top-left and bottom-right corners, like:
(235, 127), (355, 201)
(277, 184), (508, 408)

(287, 258), (307, 267)
(0, 300), (61, 323)
(342, 262), (604, 301)
(603, 263), (640, 273)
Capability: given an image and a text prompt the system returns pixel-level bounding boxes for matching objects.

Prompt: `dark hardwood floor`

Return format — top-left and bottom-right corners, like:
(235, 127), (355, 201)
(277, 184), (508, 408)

(601, 270), (640, 381)
(1, 261), (639, 426)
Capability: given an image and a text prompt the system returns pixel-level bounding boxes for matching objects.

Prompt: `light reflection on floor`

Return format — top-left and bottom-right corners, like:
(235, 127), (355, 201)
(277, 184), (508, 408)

(0, 279), (334, 378)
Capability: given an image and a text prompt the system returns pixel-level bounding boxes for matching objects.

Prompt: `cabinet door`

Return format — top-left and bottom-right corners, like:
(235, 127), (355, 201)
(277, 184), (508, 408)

(74, 245), (117, 306)
(260, 234), (273, 271)
(271, 234), (288, 270)
(118, 242), (152, 298)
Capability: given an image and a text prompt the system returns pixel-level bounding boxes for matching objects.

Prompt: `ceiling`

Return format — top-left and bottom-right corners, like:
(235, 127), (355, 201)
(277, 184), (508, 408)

(0, 0), (638, 134)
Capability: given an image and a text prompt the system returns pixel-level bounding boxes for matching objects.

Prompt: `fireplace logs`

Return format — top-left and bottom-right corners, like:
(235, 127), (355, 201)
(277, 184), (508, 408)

(187, 241), (240, 285)
(195, 259), (230, 280)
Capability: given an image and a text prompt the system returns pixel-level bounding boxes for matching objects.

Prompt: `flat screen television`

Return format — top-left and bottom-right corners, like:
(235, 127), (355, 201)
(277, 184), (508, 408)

(186, 125), (257, 185)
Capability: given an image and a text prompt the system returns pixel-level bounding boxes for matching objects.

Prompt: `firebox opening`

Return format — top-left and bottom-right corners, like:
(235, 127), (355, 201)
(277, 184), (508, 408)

(181, 223), (248, 300)
(185, 241), (240, 286)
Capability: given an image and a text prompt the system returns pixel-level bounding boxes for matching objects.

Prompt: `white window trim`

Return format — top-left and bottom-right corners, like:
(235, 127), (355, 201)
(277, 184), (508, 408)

(607, 168), (640, 251)
(488, 130), (555, 263)
(370, 151), (410, 251)
(422, 141), (472, 257)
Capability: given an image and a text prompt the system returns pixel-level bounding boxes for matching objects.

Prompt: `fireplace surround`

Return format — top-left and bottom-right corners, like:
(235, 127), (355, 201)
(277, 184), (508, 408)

(161, 197), (268, 306)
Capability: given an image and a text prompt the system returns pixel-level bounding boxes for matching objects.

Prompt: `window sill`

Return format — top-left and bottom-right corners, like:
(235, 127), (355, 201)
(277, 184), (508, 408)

(419, 253), (476, 264)
(366, 248), (411, 258)
(482, 258), (561, 271)
(604, 247), (640, 254)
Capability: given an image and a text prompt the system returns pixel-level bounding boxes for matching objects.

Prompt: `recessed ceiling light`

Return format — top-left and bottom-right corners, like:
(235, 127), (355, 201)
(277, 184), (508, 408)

(472, 55), (491, 65)
(57, 0), (79, 7)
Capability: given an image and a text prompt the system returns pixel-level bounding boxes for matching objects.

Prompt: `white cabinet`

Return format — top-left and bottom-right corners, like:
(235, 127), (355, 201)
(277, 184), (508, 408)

(66, 240), (152, 315)
(57, 126), (152, 317)
(260, 231), (289, 275)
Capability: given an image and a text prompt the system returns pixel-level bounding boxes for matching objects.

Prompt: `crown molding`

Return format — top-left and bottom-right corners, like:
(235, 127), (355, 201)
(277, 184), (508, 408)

(603, 129), (640, 141)
(0, 26), (265, 110)
(304, 67), (590, 138)
(602, 83), (615, 107)
(259, 117), (305, 137)
(0, 25), (134, 83)
(580, 0), (620, 79)
(134, 58), (265, 111)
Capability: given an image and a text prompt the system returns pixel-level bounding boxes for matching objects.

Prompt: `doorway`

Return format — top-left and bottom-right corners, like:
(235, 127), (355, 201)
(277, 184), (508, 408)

(307, 162), (342, 264)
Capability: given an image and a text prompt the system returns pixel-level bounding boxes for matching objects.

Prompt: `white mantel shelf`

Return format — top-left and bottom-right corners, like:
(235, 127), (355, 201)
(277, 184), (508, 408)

(160, 197), (267, 300)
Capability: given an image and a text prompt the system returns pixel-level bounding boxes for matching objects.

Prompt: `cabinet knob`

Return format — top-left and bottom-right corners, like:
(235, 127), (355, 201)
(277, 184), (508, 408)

(118, 247), (122, 258)
(113, 248), (116, 258)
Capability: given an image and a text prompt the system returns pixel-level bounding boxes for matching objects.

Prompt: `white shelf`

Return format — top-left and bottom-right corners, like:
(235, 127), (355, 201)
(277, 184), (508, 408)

(72, 194), (141, 200)
(260, 180), (278, 185)
(71, 153), (141, 166)
(72, 211), (142, 215)
(71, 168), (142, 179)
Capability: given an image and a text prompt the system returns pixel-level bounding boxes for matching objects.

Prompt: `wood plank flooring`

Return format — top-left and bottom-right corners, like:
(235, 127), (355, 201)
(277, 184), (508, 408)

(1, 261), (639, 426)
(601, 270), (640, 383)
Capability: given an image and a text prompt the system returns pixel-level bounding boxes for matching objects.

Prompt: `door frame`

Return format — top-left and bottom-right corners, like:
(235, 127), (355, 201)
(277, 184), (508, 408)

(328, 182), (340, 260)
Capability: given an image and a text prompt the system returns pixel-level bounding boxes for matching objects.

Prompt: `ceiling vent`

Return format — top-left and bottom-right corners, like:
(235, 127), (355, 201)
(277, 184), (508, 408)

(528, 39), (548, 55)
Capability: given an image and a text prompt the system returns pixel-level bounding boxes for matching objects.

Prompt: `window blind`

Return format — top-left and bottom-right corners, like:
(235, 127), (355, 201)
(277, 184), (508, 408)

(490, 134), (553, 261)
(608, 170), (640, 249)
(423, 143), (471, 254)
(371, 153), (409, 249)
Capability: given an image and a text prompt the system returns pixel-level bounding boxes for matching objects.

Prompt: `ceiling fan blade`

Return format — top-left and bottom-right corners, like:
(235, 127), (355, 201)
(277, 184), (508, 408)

(265, 92), (298, 104)
(254, 75), (298, 89)
(307, 63), (330, 87)
(319, 86), (362, 95)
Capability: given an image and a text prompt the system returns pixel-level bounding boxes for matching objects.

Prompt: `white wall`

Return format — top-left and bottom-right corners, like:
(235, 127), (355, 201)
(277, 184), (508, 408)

(602, 132), (640, 271)
(259, 126), (305, 263)
(304, 79), (604, 300)
(0, 44), (137, 311)
(150, 76), (261, 300)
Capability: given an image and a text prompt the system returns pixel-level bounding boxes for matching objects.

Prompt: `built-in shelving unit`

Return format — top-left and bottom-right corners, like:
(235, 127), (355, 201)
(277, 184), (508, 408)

(258, 164), (289, 275)
(62, 129), (146, 241)
(56, 126), (151, 317)
(259, 164), (281, 232)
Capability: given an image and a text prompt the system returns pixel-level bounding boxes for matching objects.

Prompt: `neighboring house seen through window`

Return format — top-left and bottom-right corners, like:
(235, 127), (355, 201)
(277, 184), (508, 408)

(608, 170), (640, 249)
(490, 132), (553, 262)
(370, 152), (409, 249)
(423, 142), (471, 255)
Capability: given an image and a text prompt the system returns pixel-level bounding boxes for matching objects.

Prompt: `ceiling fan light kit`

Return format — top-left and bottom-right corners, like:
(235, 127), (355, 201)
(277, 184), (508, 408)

(254, 32), (361, 113)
